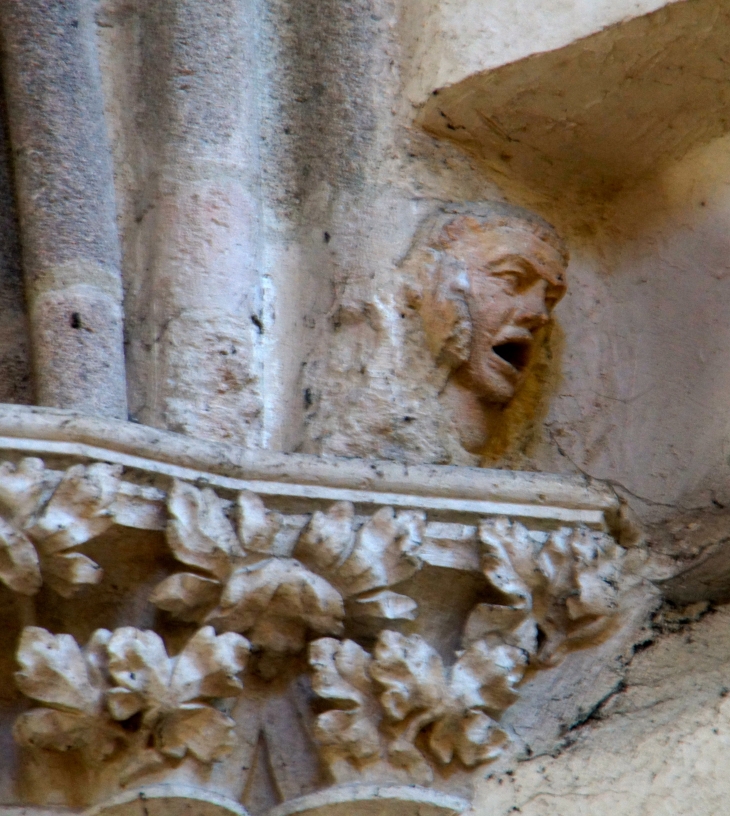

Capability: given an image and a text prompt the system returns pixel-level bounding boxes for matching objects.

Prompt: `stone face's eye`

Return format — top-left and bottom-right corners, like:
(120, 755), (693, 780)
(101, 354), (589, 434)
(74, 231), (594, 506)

(495, 270), (522, 289)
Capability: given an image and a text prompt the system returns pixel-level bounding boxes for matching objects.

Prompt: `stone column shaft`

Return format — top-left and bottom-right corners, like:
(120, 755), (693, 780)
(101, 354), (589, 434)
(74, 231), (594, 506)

(0, 0), (128, 419)
(126, 0), (263, 443)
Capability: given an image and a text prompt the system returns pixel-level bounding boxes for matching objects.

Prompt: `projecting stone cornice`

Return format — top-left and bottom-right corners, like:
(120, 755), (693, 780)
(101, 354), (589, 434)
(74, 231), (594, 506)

(0, 405), (619, 530)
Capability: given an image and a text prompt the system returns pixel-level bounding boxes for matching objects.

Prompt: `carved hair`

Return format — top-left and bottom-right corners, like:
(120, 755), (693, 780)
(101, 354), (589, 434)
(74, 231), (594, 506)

(412, 202), (568, 369)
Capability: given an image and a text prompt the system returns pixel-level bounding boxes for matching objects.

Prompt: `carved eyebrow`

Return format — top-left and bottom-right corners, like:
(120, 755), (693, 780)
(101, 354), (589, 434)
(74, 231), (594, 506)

(486, 253), (534, 270)
(488, 253), (566, 289)
(487, 255), (541, 280)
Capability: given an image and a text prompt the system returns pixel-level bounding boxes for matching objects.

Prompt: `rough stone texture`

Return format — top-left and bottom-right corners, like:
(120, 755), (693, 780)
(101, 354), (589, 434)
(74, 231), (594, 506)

(0, 91), (31, 405)
(0, 0), (127, 418)
(2, 2), (730, 814)
(97, 0), (263, 442)
(474, 604), (730, 815)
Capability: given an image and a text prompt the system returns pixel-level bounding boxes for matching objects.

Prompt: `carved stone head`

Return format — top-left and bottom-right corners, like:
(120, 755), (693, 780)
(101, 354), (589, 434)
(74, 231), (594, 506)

(415, 203), (568, 453)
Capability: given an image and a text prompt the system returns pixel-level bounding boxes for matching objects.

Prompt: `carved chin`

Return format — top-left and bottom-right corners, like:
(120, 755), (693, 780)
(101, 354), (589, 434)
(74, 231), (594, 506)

(472, 364), (520, 405)
(458, 417), (492, 454)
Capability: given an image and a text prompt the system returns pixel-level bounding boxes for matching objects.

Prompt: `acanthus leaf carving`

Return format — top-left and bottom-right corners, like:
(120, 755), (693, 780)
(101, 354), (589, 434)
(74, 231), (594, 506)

(470, 518), (626, 666)
(308, 520), (628, 783)
(295, 503), (424, 598)
(236, 489), (281, 554)
(14, 625), (250, 780)
(150, 572), (223, 621)
(154, 485), (423, 655)
(309, 638), (382, 774)
(0, 450), (635, 805)
(165, 480), (243, 581)
(206, 557), (344, 653)
(13, 626), (117, 757)
(0, 459), (122, 597)
(371, 631), (514, 775)
(294, 501), (424, 628)
(0, 458), (60, 528)
(0, 516), (41, 595)
(310, 630), (519, 785)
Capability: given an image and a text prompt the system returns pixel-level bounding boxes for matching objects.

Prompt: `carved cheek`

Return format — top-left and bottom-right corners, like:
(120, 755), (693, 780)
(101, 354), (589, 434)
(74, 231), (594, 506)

(468, 287), (513, 350)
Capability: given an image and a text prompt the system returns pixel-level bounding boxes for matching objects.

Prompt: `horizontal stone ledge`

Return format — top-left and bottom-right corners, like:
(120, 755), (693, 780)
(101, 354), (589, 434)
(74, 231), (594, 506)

(0, 406), (618, 529)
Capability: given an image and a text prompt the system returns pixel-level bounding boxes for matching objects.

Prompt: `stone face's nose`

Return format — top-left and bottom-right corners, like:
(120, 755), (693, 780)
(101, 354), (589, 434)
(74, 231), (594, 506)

(515, 280), (551, 331)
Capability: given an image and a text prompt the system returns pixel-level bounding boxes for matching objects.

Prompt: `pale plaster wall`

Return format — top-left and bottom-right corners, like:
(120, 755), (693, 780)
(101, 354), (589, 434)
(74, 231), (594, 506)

(474, 603), (730, 816)
(532, 133), (730, 525)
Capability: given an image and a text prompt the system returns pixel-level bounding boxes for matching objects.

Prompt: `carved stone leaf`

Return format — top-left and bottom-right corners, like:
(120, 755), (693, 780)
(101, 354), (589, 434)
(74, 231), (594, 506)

(569, 569), (620, 620)
(310, 637), (372, 708)
(156, 703), (237, 763)
(13, 627), (115, 755)
(149, 572), (222, 621)
(347, 590), (418, 622)
(107, 687), (145, 722)
(208, 557), (344, 653)
(84, 629), (113, 691)
(371, 630), (448, 722)
(451, 641), (526, 716)
(429, 709), (507, 767)
(169, 626), (249, 703)
(27, 463), (122, 553)
(463, 603), (537, 653)
(15, 626), (105, 715)
(105, 626), (246, 765)
(0, 458), (60, 527)
(368, 631), (513, 773)
(334, 508), (424, 598)
(106, 628), (173, 712)
(479, 517), (537, 609)
(536, 526), (575, 599)
(41, 551), (103, 598)
(166, 480), (243, 581)
(0, 515), (41, 595)
(237, 490), (281, 554)
(309, 638), (381, 766)
(565, 528), (623, 620)
(294, 501), (356, 574)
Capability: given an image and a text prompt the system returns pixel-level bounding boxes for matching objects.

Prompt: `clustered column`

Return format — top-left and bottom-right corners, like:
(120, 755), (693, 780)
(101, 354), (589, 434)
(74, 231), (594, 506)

(125, 0), (263, 443)
(0, 0), (128, 419)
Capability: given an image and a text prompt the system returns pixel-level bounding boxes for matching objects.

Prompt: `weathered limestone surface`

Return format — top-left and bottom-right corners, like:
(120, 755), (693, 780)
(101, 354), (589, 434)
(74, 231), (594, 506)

(475, 604), (730, 816)
(0, 0), (127, 419)
(0, 407), (673, 816)
(101, 0), (263, 441)
(0, 97), (31, 405)
(0, 1), (730, 815)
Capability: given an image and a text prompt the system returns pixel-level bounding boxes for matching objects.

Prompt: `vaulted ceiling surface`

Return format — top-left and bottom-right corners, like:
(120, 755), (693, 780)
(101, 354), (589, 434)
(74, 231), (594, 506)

(417, 0), (730, 200)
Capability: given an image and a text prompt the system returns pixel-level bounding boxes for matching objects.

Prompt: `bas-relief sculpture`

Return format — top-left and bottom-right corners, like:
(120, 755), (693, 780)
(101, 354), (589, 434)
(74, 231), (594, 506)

(0, 412), (644, 816)
(0, 1), (721, 814)
(412, 205), (567, 455)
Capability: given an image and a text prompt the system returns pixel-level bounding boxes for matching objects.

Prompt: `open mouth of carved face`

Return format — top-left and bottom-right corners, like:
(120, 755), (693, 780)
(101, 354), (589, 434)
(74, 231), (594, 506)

(492, 340), (532, 373)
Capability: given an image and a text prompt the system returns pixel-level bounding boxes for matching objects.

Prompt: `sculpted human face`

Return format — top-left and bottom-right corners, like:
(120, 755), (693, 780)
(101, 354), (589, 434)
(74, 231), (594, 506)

(451, 225), (567, 404)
